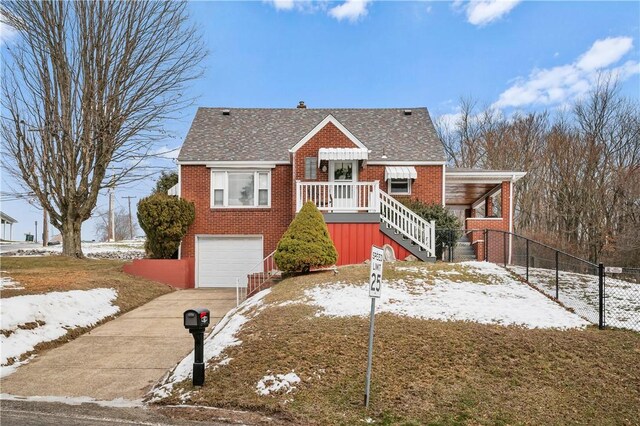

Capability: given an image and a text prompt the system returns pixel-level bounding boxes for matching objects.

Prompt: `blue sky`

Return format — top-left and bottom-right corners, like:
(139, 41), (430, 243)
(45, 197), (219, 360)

(1, 0), (639, 241)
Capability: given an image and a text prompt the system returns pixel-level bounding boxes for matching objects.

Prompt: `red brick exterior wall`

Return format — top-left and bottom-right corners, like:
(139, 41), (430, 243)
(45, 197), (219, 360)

(292, 122), (444, 206)
(180, 120), (448, 276)
(293, 121), (358, 183)
(360, 165), (443, 205)
(180, 164), (294, 260)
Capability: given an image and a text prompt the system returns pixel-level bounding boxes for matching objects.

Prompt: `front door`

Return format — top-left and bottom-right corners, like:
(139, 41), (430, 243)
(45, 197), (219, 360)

(329, 160), (358, 211)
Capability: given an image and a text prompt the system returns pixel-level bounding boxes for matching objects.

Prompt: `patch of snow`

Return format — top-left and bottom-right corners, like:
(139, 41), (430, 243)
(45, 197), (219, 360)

(0, 288), (119, 376)
(0, 393), (142, 407)
(302, 262), (589, 330)
(0, 272), (23, 290)
(256, 371), (301, 396)
(509, 265), (640, 331)
(3, 240), (145, 260)
(150, 288), (271, 400)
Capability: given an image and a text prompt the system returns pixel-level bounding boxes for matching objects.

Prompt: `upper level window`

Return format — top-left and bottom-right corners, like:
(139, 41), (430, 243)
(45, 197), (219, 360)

(211, 171), (271, 208)
(305, 157), (317, 179)
(389, 178), (411, 195)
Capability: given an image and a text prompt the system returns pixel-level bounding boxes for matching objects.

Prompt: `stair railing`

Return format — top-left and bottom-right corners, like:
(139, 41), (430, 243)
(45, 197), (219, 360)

(379, 190), (436, 257)
(235, 250), (279, 306)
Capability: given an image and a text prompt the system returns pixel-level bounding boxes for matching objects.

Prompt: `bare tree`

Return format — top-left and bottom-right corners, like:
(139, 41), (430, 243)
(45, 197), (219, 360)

(94, 208), (139, 242)
(1, 1), (205, 257)
(438, 77), (640, 265)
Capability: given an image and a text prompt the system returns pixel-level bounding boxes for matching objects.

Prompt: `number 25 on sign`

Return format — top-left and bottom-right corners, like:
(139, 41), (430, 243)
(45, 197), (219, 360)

(369, 245), (384, 298)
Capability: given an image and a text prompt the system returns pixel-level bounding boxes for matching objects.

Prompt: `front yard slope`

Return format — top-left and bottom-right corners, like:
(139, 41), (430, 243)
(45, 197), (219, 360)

(157, 262), (640, 426)
(1, 256), (173, 375)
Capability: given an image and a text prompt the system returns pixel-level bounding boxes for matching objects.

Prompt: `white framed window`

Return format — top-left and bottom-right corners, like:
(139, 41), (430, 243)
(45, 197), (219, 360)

(210, 170), (271, 208)
(305, 157), (317, 179)
(389, 178), (411, 195)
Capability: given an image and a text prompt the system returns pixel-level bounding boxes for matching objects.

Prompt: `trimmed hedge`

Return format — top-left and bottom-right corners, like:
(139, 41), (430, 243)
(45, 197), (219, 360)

(275, 201), (338, 273)
(401, 199), (462, 258)
(137, 194), (195, 259)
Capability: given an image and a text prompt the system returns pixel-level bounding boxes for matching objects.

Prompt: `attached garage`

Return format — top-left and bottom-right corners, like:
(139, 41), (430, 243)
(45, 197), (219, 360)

(196, 235), (263, 288)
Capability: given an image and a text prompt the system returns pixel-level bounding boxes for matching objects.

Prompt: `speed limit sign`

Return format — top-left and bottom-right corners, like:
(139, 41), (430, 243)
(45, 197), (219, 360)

(369, 245), (384, 298)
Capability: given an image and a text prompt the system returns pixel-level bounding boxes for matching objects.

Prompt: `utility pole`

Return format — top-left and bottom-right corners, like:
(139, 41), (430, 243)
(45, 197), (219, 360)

(42, 193), (49, 247)
(108, 183), (115, 242)
(122, 196), (137, 240)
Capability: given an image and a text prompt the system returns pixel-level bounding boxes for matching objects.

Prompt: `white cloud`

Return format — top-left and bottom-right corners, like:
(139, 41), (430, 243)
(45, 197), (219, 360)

(493, 37), (640, 109)
(0, 15), (18, 46)
(576, 36), (634, 71)
(328, 0), (371, 22)
(264, 0), (371, 22)
(269, 0), (295, 10)
(460, 0), (521, 26)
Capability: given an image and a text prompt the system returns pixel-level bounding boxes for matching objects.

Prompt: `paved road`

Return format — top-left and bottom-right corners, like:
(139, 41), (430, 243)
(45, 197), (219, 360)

(0, 399), (234, 426)
(1, 289), (237, 400)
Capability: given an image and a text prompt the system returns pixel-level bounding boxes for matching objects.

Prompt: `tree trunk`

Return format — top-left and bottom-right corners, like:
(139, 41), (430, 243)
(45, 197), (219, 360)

(62, 217), (84, 258)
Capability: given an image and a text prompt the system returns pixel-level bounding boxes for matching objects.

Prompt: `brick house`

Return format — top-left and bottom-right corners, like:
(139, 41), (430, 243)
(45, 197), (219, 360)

(174, 104), (525, 289)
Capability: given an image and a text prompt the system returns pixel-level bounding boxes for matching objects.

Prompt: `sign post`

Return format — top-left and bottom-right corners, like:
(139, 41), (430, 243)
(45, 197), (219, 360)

(365, 245), (384, 408)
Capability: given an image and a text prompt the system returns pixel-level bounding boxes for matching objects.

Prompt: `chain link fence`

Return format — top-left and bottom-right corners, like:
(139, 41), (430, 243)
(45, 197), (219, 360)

(602, 267), (640, 331)
(485, 229), (639, 332)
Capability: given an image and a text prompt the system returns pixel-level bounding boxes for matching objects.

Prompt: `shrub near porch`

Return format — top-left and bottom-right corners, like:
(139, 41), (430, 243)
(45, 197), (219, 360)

(156, 262), (640, 425)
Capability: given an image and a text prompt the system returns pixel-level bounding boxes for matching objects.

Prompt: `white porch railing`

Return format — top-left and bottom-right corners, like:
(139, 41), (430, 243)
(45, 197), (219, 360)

(296, 180), (380, 213)
(379, 190), (436, 258)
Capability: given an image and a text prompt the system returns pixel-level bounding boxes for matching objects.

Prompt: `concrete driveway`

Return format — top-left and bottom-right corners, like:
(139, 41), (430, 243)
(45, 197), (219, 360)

(1, 289), (237, 400)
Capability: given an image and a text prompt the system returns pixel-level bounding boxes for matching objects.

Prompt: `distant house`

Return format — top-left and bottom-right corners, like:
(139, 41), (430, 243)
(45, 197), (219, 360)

(175, 104), (525, 288)
(0, 211), (18, 241)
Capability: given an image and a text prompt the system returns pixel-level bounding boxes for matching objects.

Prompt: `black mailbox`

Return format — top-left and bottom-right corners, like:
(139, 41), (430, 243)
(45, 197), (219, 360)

(183, 307), (210, 386)
(184, 308), (210, 329)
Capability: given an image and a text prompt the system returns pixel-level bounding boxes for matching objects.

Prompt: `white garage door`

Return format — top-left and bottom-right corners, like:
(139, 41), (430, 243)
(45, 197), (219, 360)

(197, 236), (263, 288)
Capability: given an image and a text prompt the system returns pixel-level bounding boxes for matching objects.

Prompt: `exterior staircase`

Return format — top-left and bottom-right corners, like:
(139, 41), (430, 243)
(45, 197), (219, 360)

(447, 233), (477, 262)
(378, 190), (436, 261)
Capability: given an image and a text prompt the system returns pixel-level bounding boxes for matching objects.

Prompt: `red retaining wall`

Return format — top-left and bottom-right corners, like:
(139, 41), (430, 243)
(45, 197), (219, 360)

(123, 258), (195, 289)
(326, 223), (411, 265)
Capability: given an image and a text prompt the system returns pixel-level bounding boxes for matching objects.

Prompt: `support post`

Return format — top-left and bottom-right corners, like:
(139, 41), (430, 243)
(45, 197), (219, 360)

(526, 239), (529, 281)
(598, 263), (605, 330)
(555, 251), (559, 300)
(484, 229), (488, 261)
(364, 297), (376, 408)
(503, 231), (507, 267)
(191, 329), (205, 386)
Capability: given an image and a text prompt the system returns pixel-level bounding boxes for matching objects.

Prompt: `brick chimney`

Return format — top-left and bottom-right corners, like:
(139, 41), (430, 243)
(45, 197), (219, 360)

(297, 101), (307, 109)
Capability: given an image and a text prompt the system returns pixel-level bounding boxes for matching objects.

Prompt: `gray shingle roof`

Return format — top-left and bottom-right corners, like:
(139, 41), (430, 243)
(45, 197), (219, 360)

(178, 108), (446, 163)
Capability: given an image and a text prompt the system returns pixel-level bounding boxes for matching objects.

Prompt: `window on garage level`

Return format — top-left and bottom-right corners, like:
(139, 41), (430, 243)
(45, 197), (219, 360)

(211, 171), (271, 208)
(305, 157), (317, 179)
(389, 178), (411, 195)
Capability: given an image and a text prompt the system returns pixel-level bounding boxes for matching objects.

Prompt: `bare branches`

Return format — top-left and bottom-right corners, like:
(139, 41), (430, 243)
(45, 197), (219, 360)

(439, 80), (640, 265)
(1, 0), (205, 257)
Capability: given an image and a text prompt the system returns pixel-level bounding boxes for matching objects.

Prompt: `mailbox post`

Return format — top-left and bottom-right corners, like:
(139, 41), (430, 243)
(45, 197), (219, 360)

(183, 308), (210, 386)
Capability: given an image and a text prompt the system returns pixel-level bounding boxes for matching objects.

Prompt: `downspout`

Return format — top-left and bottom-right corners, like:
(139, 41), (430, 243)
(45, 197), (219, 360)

(508, 176), (514, 264)
(441, 165), (446, 207)
(177, 162), (182, 259)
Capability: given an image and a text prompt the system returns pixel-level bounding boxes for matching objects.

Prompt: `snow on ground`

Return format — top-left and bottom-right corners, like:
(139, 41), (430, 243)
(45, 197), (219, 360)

(0, 393), (142, 407)
(256, 372), (301, 396)
(2, 240), (145, 260)
(0, 288), (119, 377)
(508, 265), (639, 332)
(150, 289), (272, 401)
(302, 262), (589, 330)
(0, 272), (23, 290)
